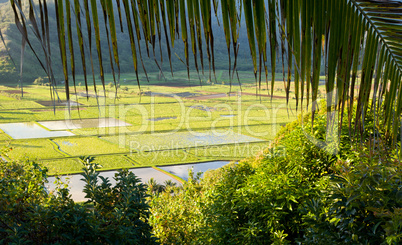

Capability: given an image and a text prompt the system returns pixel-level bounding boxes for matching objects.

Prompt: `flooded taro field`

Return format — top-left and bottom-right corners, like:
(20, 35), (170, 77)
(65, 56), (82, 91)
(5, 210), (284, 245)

(0, 75), (299, 201)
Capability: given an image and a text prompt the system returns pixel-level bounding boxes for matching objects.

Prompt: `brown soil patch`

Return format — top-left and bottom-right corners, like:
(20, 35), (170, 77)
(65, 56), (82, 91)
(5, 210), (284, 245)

(4, 90), (28, 94)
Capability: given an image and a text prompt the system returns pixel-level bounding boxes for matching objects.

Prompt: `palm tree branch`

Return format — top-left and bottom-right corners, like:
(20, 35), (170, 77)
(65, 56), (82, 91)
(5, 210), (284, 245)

(351, 0), (402, 74)
(6, 0), (402, 142)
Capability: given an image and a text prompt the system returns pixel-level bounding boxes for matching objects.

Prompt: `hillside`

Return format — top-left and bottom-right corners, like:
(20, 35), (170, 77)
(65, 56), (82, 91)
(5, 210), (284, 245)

(0, 0), (62, 83)
(0, 0), (258, 86)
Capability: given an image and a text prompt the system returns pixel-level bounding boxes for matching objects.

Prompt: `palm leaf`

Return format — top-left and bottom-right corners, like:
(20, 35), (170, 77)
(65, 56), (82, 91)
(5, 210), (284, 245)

(122, 0), (140, 86)
(0, 25), (17, 71)
(73, 0), (89, 98)
(54, 0), (69, 103)
(351, 0), (402, 137)
(10, 0), (402, 142)
(90, 0), (106, 95)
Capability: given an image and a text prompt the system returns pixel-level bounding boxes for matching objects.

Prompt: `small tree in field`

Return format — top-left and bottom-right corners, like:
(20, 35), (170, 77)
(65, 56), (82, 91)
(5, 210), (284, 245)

(33, 77), (44, 86)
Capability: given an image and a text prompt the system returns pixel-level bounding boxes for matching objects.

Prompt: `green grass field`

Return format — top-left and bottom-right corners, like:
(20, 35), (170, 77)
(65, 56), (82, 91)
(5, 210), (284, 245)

(40, 158), (84, 175)
(0, 71), (319, 175)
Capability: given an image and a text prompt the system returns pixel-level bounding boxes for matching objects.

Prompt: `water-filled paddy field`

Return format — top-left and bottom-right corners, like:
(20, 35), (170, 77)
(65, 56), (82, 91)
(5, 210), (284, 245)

(0, 73), (316, 195)
(0, 122), (75, 139)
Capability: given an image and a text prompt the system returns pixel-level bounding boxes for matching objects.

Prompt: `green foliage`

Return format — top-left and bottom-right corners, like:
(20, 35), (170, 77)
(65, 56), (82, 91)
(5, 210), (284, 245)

(149, 170), (206, 244)
(301, 143), (402, 245)
(193, 127), (333, 244)
(0, 159), (156, 244)
(149, 104), (400, 244)
(53, 137), (127, 156)
(81, 162), (156, 244)
(149, 120), (334, 244)
(146, 178), (166, 195)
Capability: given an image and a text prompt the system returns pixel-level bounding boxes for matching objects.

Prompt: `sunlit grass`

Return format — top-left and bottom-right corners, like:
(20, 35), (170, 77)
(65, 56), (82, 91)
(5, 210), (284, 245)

(40, 158), (84, 175)
(0, 110), (36, 123)
(188, 142), (270, 159)
(127, 150), (200, 166)
(52, 137), (128, 156)
(1, 139), (64, 160)
(94, 155), (135, 169)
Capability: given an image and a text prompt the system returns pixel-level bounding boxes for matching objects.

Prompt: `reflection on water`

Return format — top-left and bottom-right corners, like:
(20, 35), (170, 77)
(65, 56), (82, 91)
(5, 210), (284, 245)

(160, 161), (231, 180)
(0, 122), (74, 139)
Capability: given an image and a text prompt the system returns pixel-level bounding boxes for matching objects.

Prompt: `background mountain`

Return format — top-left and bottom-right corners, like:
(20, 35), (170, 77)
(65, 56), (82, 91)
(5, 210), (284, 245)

(0, 0), (261, 85)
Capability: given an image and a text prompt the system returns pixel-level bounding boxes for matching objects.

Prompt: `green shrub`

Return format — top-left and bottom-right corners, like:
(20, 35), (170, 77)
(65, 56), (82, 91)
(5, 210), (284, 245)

(149, 102), (400, 244)
(194, 124), (334, 244)
(301, 143), (401, 245)
(149, 170), (206, 244)
(0, 160), (156, 244)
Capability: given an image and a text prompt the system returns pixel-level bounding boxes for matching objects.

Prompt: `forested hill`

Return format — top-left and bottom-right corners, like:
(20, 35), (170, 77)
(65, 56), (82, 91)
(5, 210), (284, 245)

(0, 0), (258, 85)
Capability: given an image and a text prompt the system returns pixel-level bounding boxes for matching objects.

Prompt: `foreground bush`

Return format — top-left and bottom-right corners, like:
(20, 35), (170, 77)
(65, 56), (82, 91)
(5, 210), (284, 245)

(302, 142), (402, 244)
(0, 160), (156, 244)
(150, 118), (335, 244)
(149, 107), (401, 244)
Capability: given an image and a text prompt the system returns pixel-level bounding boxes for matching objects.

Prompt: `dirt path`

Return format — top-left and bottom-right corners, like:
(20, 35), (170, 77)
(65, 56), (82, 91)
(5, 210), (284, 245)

(3, 90), (28, 94)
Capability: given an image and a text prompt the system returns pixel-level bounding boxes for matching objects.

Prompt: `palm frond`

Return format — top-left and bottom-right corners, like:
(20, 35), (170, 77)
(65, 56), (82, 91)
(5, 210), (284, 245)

(350, 0), (402, 139)
(7, 0), (402, 141)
